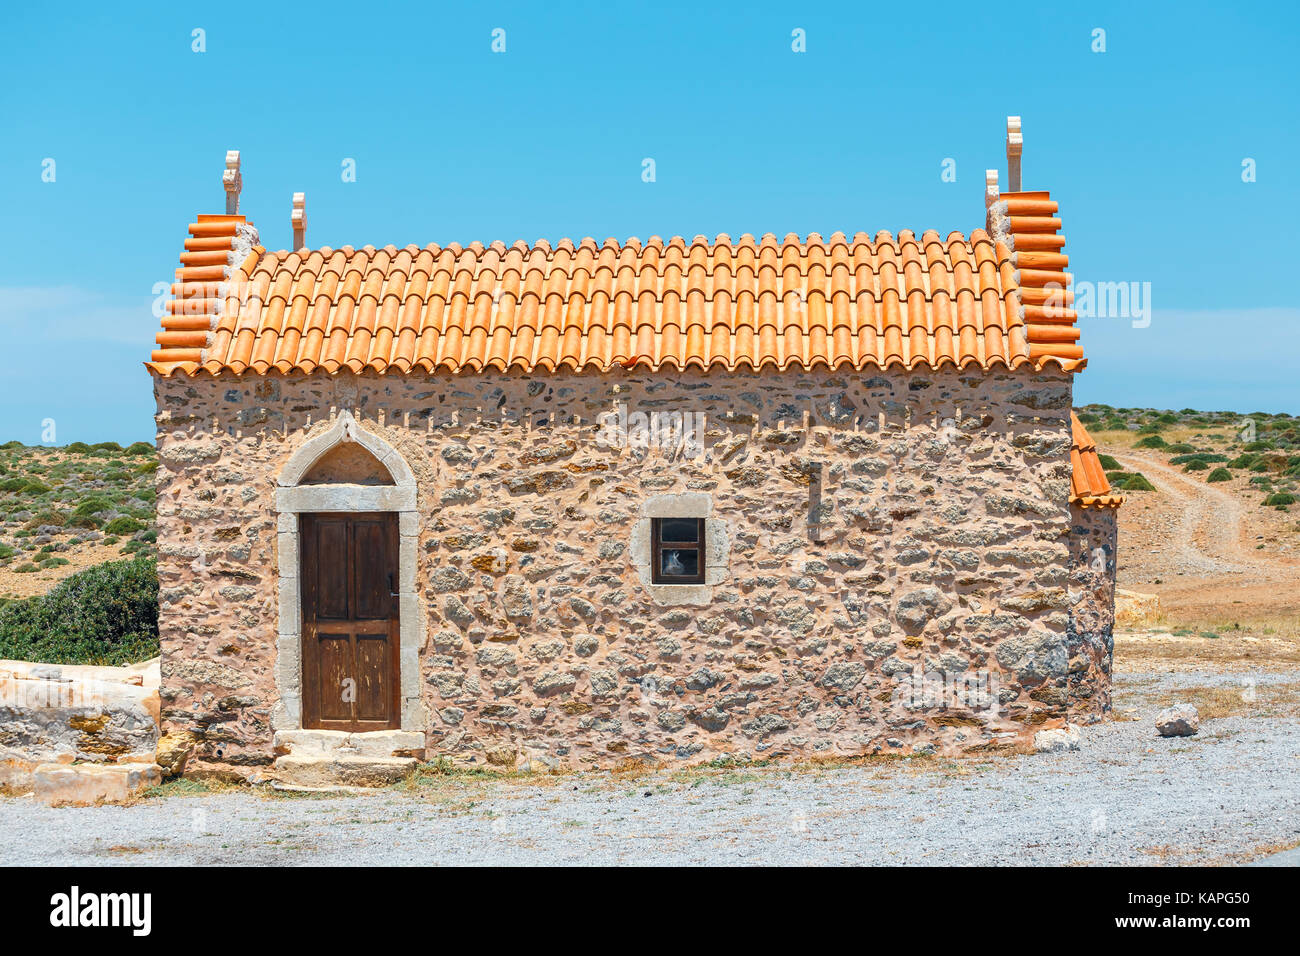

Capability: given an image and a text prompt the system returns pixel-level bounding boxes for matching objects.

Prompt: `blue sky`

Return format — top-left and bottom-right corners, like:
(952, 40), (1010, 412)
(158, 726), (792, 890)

(1, 0), (1296, 443)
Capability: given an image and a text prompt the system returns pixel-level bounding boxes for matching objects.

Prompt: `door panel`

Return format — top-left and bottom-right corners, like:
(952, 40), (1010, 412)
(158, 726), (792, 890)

(317, 634), (353, 722)
(314, 519), (351, 620)
(300, 513), (400, 731)
(352, 519), (391, 621)
(354, 634), (391, 727)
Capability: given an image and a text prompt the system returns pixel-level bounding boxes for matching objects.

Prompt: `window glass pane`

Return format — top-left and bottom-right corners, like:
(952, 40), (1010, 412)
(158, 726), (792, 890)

(659, 518), (701, 543)
(659, 547), (699, 578)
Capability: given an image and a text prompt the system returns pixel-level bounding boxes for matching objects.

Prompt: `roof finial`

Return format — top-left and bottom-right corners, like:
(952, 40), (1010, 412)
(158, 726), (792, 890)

(1005, 117), (1022, 192)
(223, 150), (242, 215)
(292, 192), (307, 250)
(985, 169), (999, 208)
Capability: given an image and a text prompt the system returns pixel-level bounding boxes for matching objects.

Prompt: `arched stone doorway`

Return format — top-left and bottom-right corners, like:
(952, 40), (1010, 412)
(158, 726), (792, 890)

(270, 411), (427, 737)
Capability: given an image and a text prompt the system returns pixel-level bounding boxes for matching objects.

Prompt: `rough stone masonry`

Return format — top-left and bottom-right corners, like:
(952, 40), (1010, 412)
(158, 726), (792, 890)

(153, 364), (1106, 773)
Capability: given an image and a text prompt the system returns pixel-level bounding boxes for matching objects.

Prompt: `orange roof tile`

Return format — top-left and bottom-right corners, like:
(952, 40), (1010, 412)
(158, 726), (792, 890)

(986, 190), (1082, 368)
(148, 217), (1088, 378)
(1070, 412), (1123, 509)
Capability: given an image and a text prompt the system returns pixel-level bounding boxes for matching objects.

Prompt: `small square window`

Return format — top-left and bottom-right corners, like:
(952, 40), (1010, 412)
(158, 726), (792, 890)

(651, 517), (705, 584)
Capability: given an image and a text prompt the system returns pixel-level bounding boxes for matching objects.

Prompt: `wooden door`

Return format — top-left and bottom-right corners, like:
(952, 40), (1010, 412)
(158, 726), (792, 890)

(300, 513), (400, 731)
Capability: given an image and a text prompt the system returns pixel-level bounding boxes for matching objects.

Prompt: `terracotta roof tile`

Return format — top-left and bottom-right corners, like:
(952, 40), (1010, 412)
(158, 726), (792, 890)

(986, 190), (1082, 367)
(148, 214), (1088, 377)
(1070, 412), (1124, 509)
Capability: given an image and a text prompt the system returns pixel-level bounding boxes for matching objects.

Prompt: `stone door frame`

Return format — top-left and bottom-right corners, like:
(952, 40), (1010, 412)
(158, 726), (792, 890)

(270, 411), (427, 733)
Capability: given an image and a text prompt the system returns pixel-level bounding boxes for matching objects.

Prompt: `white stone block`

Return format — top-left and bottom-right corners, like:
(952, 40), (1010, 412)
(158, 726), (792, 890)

(642, 491), (713, 518)
(278, 578), (301, 634)
(399, 534), (419, 578)
(34, 763), (162, 807)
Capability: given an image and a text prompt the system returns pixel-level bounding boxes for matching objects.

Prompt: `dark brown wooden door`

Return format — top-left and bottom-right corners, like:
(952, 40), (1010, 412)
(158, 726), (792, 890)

(300, 513), (400, 731)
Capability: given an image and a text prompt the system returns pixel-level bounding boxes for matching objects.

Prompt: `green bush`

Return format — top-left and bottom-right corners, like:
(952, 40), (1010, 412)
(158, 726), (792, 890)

(0, 556), (158, 664)
(73, 497), (114, 517)
(25, 510), (65, 528)
(103, 516), (145, 535)
(1135, 435), (1168, 449)
(1137, 422), (1164, 434)
(0, 477), (26, 492)
(1184, 460), (1209, 472)
(65, 442), (91, 454)
(1206, 468), (1232, 483)
(1098, 453), (1121, 471)
(1263, 492), (1297, 507)
(124, 441), (154, 456)
(1165, 443), (1196, 455)
(1118, 473), (1156, 491)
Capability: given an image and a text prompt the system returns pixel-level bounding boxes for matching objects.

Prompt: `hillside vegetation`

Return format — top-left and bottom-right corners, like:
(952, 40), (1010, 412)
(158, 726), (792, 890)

(0, 440), (157, 601)
(1078, 405), (1300, 511)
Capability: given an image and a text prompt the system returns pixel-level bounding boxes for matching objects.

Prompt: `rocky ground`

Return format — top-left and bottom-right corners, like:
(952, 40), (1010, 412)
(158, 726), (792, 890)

(1, 663), (1296, 866)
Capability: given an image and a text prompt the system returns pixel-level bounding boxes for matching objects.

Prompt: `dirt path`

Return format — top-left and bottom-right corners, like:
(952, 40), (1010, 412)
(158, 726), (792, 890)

(1111, 450), (1300, 622)
(1115, 452), (1257, 575)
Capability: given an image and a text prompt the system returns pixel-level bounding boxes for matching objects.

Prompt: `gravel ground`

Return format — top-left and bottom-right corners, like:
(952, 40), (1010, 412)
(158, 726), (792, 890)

(3, 669), (1297, 866)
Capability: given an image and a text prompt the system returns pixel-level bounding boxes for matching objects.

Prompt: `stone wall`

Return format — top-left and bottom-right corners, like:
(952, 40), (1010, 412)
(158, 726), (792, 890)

(153, 365), (1079, 772)
(1066, 504), (1118, 719)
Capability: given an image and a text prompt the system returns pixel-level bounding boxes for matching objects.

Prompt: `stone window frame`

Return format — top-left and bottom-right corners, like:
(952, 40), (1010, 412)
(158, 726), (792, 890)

(650, 517), (707, 584)
(270, 411), (428, 734)
(631, 492), (729, 606)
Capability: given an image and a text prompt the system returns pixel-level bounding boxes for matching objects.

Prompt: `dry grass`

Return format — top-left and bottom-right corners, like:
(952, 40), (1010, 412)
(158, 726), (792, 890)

(1115, 618), (1300, 671)
(1209, 836), (1300, 865)
(1090, 423), (1230, 451)
(1148, 681), (1300, 721)
(141, 773), (247, 800)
